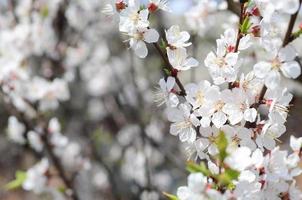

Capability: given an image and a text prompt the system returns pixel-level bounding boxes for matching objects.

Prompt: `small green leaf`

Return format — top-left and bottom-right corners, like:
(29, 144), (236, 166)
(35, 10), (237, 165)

(5, 171), (27, 190)
(139, 5), (146, 10)
(40, 6), (49, 18)
(186, 161), (210, 176)
(240, 16), (252, 34)
(163, 68), (171, 76)
(57, 186), (66, 193)
(292, 30), (302, 40)
(163, 192), (179, 200)
(160, 38), (167, 49)
(214, 131), (228, 162)
(217, 168), (240, 187)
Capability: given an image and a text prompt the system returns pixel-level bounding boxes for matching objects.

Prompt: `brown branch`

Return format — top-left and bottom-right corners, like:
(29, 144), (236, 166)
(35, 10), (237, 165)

(41, 131), (79, 200)
(283, 0), (302, 47)
(153, 43), (186, 96)
(1, 91), (79, 200)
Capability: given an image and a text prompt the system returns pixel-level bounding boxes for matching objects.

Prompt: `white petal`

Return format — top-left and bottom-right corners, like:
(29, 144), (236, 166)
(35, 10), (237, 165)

(253, 61), (271, 79)
(168, 93), (179, 107)
(144, 29), (159, 43)
(279, 46), (297, 62)
(182, 57), (199, 70)
(281, 61), (301, 79)
(133, 41), (148, 58)
(225, 52), (238, 66)
(280, 0), (300, 14)
(166, 77), (176, 91)
(244, 108), (257, 122)
(212, 111), (227, 128)
(265, 70), (280, 89)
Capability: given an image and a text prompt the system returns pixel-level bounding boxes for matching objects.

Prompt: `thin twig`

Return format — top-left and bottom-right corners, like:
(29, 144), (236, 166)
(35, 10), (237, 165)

(283, 0), (302, 47)
(153, 43), (186, 96)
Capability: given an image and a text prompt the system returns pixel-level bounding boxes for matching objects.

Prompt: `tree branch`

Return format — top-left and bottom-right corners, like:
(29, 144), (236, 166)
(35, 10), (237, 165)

(153, 43), (186, 96)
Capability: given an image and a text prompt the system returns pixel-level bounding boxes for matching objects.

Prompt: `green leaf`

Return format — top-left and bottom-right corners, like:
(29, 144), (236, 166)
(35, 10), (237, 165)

(5, 171), (27, 190)
(292, 30), (302, 40)
(240, 16), (252, 34)
(186, 161), (210, 176)
(214, 131), (228, 162)
(163, 192), (179, 200)
(163, 68), (171, 76)
(57, 186), (66, 193)
(217, 168), (240, 187)
(40, 6), (49, 18)
(159, 38), (167, 49)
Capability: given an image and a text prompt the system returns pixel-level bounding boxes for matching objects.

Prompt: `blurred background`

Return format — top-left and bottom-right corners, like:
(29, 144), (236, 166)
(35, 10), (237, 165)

(0, 0), (302, 199)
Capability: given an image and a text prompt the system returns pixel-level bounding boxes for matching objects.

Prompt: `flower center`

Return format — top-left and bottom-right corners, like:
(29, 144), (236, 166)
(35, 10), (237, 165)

(215, 100), (225, 111)
(271, 58), (281, 70)
(196, 90), (205, 106)
(215, 57), (226, 67)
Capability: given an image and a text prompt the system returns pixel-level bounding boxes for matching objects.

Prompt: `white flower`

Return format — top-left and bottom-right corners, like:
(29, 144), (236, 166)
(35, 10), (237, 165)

(234, 181), (261, 199)
(204, 39), (239, 85)
(28, 131), (43, 152)
(167, 104), (200, 143)
(222, 88), (257, 125)
(23, 158), (49, 194)
(167, 47), (199, 71)
(198, 126), (220, 158)
(264, 87), (293, 115)
(185, 80), (219, 110)
(255, 0), (300, 22)
(127, 27), (159, 58)
(177, 173), (207, 200)
(165, 25), (191, 48)
(225, 147), (252, 171)
(265, 148), (291, 181)
(154, 77), (179, 107)
(222, 125), (256, 150)
(290, 136), (302, 152)
(7, 116), (26, 144)
(254, 45), (301, 89)
(221, 28), (252, 52)
(119, 2), (149, 32)
(184, 0), (219, 36)
(199, 89), (229, 128)
(256, 112), (286, 151)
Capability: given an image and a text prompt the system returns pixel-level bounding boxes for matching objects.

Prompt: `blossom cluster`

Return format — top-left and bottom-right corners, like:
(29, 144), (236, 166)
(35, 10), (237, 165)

(110, 0), (302, 199)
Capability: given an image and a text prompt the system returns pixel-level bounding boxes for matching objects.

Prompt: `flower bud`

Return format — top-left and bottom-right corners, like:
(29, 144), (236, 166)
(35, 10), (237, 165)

(115, 0), (126, 12)
(148, 3), (158, 13)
